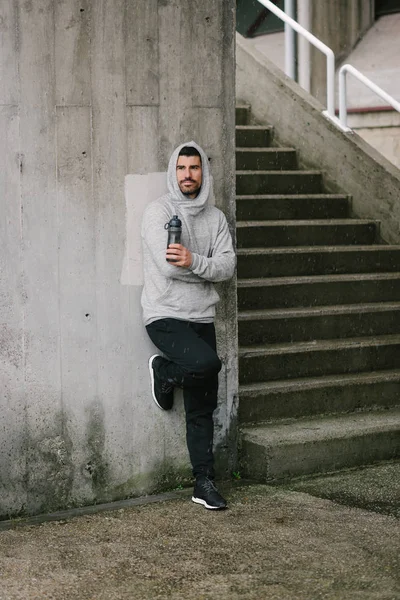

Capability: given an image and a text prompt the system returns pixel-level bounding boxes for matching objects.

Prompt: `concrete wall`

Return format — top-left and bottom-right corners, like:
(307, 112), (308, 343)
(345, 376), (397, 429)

(310, 0), (375, 104)
(236, 34), (400, 245)
(347, 110), (400, 170)
(0, 0), (237, 519)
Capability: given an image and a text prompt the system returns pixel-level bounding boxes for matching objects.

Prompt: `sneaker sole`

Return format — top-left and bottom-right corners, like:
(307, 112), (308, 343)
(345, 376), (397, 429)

(191, 496), (227, 510)
(148, 354), (165, 411)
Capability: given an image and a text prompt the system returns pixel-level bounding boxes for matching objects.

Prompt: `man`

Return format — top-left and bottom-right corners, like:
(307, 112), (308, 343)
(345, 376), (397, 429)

(141, 141), (235, 510)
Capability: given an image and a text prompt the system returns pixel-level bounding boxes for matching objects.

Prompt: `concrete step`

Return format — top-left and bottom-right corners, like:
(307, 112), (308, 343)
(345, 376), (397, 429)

(236, 170), (323, 195)
(236, 148), (297, 170)
(236, 125), (273, 148)
(239, 408), (400, 481)
(236, 219), (378, 248)
(239, 369), (400, 423)
(239, 334), (400, 384)
(236, 194), (350, 220)
(237, 272), (400, 310)
(236, 104), (251, 125)
(237, 245), (400, 277)
(238, 302), (400, 345)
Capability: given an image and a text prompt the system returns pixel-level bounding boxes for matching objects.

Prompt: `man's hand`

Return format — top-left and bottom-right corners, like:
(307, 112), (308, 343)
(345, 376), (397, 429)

(166, 244), (192, 268)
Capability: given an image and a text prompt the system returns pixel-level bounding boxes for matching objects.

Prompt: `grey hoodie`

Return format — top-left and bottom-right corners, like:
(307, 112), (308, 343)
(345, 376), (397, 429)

(141, 141), (235, 326)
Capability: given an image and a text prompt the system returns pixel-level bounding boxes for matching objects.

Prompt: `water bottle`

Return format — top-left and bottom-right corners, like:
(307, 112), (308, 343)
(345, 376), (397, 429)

(164, 215), (182, 263)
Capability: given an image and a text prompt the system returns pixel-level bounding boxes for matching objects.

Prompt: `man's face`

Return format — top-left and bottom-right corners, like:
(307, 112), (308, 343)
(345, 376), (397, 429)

(176, 155), (202, 199)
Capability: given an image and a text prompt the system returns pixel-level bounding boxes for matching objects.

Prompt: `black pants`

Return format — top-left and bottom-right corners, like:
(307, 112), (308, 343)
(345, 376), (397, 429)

(146, 318), (221, 479)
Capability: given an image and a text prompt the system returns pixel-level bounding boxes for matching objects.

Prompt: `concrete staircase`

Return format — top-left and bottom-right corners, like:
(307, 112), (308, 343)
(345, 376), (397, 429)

(236, 104), (400, 482)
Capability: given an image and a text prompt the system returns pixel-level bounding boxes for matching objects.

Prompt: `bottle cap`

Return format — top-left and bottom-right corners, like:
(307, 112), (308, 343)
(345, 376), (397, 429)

(165, 215), (182, 229)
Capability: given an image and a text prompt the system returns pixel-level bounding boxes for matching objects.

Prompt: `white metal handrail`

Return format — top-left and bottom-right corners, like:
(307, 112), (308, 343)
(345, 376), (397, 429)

(257, 0), (336, 119)
(339, 64), (400, 130)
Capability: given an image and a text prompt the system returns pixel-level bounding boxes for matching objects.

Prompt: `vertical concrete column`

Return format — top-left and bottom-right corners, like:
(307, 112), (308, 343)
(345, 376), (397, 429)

(54, 0), (96, 506)
(0, 0), (26, 515)
(18, 0), (65, 515)
(0, 0), (236, 518)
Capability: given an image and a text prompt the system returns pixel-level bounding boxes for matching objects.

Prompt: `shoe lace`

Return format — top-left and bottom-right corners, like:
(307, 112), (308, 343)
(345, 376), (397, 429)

(201, 477), (217, 493)
(161, 381), (173, 393)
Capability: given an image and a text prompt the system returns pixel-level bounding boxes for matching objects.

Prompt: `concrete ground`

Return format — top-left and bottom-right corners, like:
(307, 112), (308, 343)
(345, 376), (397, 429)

(0, 462), (399, 600)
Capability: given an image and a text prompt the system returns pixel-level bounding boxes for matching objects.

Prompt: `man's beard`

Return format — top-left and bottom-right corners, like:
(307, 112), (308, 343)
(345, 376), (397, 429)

(179, 181), (201, 196)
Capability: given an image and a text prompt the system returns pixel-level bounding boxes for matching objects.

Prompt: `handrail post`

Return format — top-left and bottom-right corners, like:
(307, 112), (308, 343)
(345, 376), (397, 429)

(339, 67), (348, 129)
(284, 0), (296, 80)
(326, 50), (335, 119)
(298, 0), (311, 93)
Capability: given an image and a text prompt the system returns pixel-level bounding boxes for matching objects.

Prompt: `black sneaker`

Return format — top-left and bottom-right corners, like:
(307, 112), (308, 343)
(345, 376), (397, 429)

(148, 354), (174, 410)
(192, 476), (227, 510)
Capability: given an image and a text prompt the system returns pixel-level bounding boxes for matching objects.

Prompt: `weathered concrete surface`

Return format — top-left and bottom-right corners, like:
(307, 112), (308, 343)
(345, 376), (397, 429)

(347, 111), (400, 170)
(0, 480), (399, 600)
(0, 0), (237, 518)
(286, 460), (400, 518)
(236, 33), (400, 245)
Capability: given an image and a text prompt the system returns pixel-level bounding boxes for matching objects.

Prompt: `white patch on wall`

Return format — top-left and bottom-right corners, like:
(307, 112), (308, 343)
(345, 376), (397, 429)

(120, 172), (168, 286)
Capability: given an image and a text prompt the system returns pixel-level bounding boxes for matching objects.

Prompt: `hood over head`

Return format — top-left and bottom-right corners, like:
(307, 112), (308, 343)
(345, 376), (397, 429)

(167, 141), (213, 216)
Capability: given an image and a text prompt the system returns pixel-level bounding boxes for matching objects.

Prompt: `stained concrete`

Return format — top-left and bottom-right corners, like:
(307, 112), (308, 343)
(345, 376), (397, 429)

(0, 474), (399, 600)
(0, 0), (237, 518)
